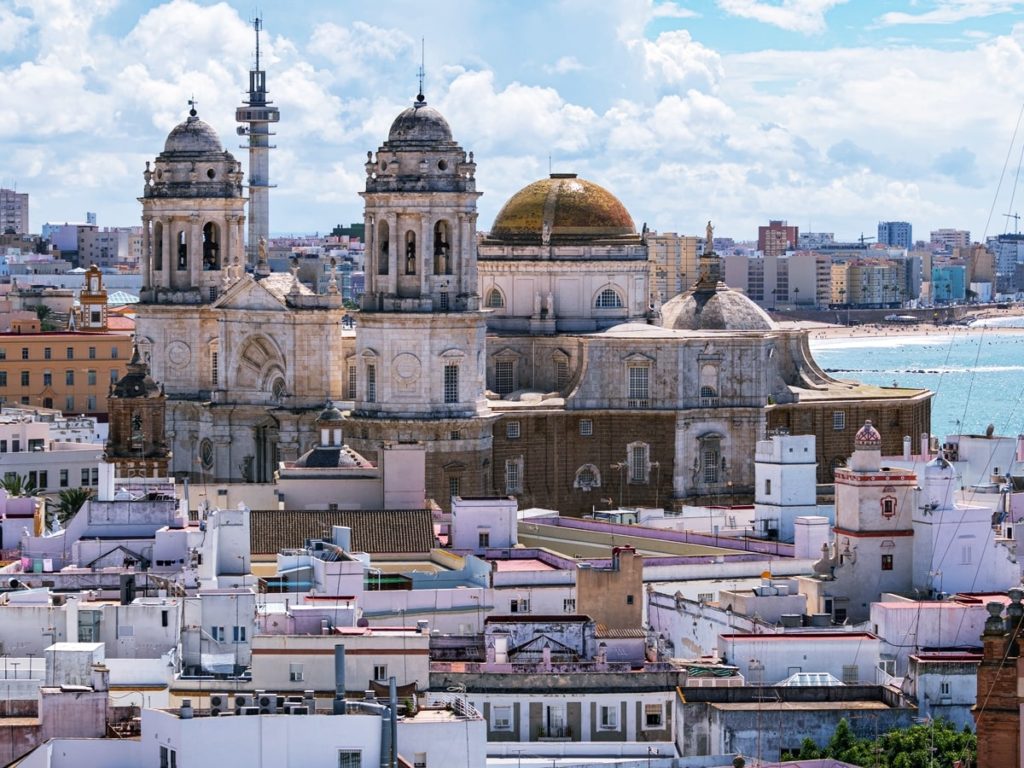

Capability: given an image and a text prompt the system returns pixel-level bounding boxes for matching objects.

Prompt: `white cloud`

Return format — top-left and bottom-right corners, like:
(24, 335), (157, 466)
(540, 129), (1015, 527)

(877, 1), (1022, 26)
(546, 56), (585, 75)
(651, 1), (700, 18)
(0, 7), (32, 53)
(307, 21), (414, 82)
(629, 29), (723, 91)
(439, 69), (598, 154)
(716, 0), (848, 34)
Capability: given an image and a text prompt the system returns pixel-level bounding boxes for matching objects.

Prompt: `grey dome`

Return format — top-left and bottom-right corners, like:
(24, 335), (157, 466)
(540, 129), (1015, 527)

(661, 285), (775, 332)
(387, 99), (453, 144)
(164, 112), (224, 155)
(317, 402), (344, 424)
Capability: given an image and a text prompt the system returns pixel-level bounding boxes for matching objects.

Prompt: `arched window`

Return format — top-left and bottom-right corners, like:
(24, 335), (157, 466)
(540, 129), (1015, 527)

(574, 464), (602, 491)
(595, 288), (623, 308)
(433, 220), (451, 274)
(176, 231), (188, 270)
(153, 221), (163, 271)
(405, 231), (417, 275)
(202, 222), (220, 270)
(378, 221), (389, 275)
(486, 289), (505, 308)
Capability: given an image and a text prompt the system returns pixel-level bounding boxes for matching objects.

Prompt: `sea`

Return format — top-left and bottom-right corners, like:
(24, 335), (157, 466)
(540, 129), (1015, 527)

(809, 319), (1024, 440)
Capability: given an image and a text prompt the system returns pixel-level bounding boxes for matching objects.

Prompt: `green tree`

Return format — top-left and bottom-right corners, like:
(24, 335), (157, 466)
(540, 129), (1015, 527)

(33, 304), (58, 331)
(53, 487), (93, 525)
(0, 473), (38, 497)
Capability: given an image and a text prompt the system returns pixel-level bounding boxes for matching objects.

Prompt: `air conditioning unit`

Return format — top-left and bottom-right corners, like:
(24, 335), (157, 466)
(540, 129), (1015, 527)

(240, 706), (260, 716)
(287, 705), (309, 715)
(210, 693), (230, 716)
(258, 694), (277, 714)
(234, 694), (254, 712)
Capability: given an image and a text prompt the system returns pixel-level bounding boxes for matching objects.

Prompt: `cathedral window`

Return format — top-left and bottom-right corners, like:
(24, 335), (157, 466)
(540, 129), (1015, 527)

(696, 435), (723, 485)
(433, 220), (452, 275)
(177, 231), (187, 270)
(439, 291), (449, 310)
(495, 360), (515, 396)
(627, 364), (649, 408)
(699, 385), (719, 407)
(574, 464), (601, 491)
(832, 411), (846, 431)
(199, 439), (214, 470)
(596, 287), (624, 309)
(554, 358), (569, 390)
(209, 342), (219, 388)
(486, 289), (505, 308)
(153, 221), (163, 271)
(347, 364), (357, 400)
(378, 221), (389, 275)
(202, 222), (220, 270)
(506, 421), (520, 439)
(505, 456), (523, 494)
(366, 364), (377, 403)
(579, 419), (593, 436)
(444, 364), (459, 404)
(628, 442), (650, 484)
(405, 231), (417, 275)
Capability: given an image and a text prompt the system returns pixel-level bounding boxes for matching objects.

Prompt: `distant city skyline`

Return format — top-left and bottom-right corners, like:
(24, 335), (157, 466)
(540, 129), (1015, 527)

(5, 1), (1024, 241)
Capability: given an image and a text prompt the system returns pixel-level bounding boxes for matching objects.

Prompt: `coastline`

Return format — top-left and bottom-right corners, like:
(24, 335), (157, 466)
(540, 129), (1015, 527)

(775, 307), (1024, 342)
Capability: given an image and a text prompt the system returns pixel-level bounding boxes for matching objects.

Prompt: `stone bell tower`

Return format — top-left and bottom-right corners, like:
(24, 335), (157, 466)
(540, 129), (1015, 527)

(139, 103), (246, 306)
(344, 91), (493, 509)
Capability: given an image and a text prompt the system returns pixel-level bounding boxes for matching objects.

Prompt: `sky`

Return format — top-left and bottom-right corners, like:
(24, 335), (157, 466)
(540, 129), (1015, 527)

(5, 0), (1024, 243)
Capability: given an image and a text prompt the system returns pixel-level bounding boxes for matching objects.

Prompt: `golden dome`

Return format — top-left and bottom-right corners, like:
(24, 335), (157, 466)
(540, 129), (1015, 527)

(488, 173), (637, 244)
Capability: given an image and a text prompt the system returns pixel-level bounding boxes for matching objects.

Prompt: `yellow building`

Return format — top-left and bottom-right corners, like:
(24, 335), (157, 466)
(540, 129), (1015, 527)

(647, 231), (699, 304)
(0, 329), (133, 415)
(0, 270), (131, 415)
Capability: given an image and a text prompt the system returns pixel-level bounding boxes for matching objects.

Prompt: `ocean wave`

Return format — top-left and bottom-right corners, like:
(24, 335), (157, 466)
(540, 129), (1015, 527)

(811, 335), (962, 350)
(969, 317), (1024, 328)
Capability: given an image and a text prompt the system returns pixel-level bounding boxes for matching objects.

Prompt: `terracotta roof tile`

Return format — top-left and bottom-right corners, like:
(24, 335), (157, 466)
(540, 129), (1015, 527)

(250, 509), (436, 555)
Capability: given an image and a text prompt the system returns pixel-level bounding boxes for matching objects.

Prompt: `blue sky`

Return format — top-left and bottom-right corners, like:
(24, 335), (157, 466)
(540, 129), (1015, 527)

(5, 0), (1024, 242)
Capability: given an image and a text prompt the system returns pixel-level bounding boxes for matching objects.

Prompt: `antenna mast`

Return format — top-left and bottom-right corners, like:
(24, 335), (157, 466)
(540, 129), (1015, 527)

(417, 38), (425, 100)
(236, 16), (280, 268)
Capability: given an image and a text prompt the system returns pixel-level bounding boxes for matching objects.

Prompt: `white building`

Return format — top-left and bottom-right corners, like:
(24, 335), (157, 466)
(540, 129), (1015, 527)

(449, 495), (518, 553)
(753, 433), (821, 542)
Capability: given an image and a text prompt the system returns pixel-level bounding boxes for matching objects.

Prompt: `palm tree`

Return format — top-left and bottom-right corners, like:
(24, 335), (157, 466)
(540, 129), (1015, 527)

(0, 473), (38, 497)
(53, 487), (93, 525)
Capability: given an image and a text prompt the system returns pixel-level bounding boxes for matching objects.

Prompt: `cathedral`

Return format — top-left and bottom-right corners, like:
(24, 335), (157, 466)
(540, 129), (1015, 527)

(126, 90), (932, 514)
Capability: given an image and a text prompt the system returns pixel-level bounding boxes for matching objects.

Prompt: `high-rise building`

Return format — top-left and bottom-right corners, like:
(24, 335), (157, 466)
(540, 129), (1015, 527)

(757, 220), (798, 257)
(930, 228), (970, 252)
(646, 231), (699, 304)
(0, 188), (29, 235)
(877, 221), (913, 249)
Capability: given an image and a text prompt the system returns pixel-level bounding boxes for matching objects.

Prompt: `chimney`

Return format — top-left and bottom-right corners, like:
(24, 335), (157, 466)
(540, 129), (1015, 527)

(1017, 434), (1024, 463)
(333, 644), (346, 715)
(903, 435), (912, 460)
(921, 432), (930, 460)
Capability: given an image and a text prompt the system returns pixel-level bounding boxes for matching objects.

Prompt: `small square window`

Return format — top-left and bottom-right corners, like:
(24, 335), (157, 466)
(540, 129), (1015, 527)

(579, 419), (593, 436)
(478, 531), (490, 548)
(20, 347), (28, 360)
(88, 346), (96, 360)
(492, 705), (513, 732)
(833, 411), (846, 431)
(644, 703), (664, 728)
(373, 664), (387, 681)
(506, 421), (520, 439)
(881, 554), (893, 571)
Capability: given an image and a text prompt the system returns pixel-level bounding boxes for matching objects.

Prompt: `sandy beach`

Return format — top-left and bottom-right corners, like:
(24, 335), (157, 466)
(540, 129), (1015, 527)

(775, 305), (1024, 341)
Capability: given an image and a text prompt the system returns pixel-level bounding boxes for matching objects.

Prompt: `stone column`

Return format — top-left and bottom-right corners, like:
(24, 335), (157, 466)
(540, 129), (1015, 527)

(421, 214), (432, 297)
(189, 214), (202, 290)
(222, 214), (233, 275)
(457, 212), (469, 298)
(387, 212), (399, 293)
(161, 217), (172, 289)
(141, 216), (151, 288)
(365, 214), (375, 295)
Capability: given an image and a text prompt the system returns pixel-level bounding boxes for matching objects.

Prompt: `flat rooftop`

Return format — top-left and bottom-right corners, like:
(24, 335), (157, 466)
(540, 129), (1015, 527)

(492, 558), (556, 572)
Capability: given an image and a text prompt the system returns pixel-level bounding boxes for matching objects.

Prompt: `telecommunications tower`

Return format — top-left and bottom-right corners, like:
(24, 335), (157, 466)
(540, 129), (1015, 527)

(235, 17), (279, 266)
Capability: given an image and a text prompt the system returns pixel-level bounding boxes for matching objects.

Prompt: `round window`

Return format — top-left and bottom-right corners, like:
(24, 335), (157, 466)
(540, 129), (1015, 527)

(206, 168), (216, 179)
(437, 159), (448, 171)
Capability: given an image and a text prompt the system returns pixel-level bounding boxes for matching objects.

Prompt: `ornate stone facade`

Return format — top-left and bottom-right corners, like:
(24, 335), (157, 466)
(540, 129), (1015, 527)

(135, 108), (349, 483)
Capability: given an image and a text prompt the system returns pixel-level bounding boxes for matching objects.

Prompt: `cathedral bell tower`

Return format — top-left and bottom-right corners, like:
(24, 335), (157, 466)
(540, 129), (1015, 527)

(139, 104), (246, 305)
(344, 91), (493, 508)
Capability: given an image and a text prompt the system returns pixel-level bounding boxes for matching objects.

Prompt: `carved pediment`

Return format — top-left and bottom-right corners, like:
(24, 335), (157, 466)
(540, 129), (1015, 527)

(212, 276), (288, 312)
